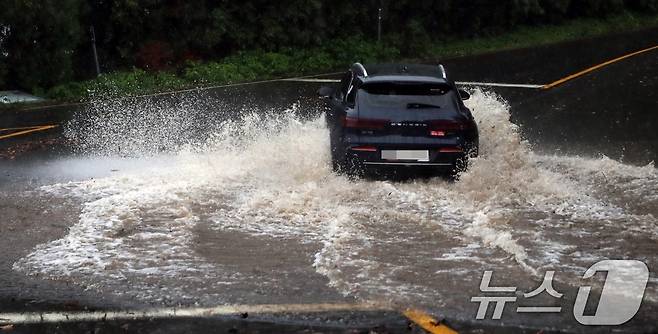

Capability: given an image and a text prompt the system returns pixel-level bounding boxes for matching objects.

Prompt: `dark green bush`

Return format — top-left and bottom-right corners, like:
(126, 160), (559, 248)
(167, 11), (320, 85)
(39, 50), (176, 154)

(47, 82), (87, 101)
(4, 0), (658, 95)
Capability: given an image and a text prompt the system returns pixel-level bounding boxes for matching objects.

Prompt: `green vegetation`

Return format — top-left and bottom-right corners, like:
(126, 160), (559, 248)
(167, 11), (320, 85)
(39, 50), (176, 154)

(46, 38), (400, 101)
(426, 11), (658, 59)
(0, 0), (83, 90)
(41, 11), (658, 102)
(2, 0), (658, 103)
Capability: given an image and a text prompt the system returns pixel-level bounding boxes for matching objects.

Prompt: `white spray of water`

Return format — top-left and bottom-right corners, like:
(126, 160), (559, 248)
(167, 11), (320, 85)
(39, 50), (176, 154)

(14, 90), (658, 308)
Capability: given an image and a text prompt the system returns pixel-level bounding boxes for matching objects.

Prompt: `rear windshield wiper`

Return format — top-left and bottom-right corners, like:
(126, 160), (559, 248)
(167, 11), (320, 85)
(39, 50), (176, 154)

(407, 103), (441, 109)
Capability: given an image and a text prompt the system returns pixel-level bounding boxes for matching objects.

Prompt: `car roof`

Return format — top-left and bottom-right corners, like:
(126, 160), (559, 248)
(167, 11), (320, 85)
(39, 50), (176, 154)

(361, 75), (449, 85)
(351, 63), (449, 84)
(365, 63), (444, 76)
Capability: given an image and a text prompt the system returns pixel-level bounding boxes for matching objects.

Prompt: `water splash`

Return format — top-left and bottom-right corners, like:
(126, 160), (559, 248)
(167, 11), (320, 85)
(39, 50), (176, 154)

(14, 90), (658, 312)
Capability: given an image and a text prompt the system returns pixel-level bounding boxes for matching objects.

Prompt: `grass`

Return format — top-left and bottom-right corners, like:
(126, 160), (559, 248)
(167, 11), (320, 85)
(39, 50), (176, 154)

(425, 11), (658, 59)
(15, 11), (658, 104)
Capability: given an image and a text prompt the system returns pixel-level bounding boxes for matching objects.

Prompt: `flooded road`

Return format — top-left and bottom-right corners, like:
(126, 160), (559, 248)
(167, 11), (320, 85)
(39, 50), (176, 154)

(1, 31), (657, 333)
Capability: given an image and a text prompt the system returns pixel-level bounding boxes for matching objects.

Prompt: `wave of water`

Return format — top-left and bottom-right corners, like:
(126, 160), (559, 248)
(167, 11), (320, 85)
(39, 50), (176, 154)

(13, 90), (658, 313)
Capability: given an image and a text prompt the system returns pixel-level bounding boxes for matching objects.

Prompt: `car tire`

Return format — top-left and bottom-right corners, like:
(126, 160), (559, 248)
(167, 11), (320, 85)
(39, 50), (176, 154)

(329, 128), (359, 176)
(330, 149), (345, 173)
(330, 145), (363, 177)
(450, 155), (469, 178)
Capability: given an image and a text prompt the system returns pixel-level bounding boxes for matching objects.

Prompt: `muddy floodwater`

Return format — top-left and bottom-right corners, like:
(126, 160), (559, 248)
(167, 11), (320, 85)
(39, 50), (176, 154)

(3, 86), (656, 331)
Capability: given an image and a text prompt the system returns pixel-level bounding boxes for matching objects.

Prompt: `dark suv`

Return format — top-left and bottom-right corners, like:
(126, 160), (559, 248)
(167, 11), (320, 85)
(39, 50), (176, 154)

(319, 63), (479, 176)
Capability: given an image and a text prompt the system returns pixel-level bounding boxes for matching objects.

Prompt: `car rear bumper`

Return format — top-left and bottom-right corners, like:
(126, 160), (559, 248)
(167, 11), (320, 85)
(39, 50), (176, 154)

(362, 161), (454, 166)
(347, 147), (468, 169)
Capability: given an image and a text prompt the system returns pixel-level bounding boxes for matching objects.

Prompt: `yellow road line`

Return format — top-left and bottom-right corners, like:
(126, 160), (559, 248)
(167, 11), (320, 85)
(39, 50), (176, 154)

(542, 44), (658, 90)
(0, 125), (47, 132)
(403, 308), (458, 334)
(0, 125), (58, 141)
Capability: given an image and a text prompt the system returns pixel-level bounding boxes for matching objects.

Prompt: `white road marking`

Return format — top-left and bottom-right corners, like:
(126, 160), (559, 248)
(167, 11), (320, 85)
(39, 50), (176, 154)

(21, 72), (345, 111)
(0, 302), (393, 325)
(21, 73), (545, 113)
(280, 78), (342, 83)
(280, 78), (544, 89)
(456, 81), (544, 89)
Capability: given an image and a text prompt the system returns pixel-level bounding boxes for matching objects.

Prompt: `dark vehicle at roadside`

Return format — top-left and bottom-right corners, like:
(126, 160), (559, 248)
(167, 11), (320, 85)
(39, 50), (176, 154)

(319, 63), (479, 176)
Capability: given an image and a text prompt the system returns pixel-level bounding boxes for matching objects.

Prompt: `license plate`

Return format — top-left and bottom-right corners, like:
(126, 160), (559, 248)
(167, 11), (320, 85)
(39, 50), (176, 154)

(381, 150), (429, 162)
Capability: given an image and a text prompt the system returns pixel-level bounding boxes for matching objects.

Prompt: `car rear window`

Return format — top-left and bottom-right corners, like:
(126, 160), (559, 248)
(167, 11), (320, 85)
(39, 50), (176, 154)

(361, 82), (451, 95)
(358, 82), (452, 109)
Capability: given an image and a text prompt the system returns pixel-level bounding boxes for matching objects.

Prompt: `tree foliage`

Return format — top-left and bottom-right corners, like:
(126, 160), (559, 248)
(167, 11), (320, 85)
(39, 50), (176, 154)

(0, 0), (84, 90)
(0, 0), (656, 92)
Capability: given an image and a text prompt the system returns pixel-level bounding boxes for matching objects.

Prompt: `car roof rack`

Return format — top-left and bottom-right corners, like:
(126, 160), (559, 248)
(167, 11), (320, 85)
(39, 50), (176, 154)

(352, 63), (448, 80)
(351, 63), (368, 77)
(438, 64), (447, 79)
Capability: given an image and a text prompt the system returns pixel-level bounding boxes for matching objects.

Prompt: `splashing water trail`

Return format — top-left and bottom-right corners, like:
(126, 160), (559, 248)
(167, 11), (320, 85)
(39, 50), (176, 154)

(14, 89), (658, 315)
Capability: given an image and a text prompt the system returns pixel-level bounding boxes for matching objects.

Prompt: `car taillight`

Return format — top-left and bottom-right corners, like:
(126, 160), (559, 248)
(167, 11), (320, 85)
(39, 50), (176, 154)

(439, 147), (463, 153)
(343, 116), (388, 130)
(350, 145), (378, 152)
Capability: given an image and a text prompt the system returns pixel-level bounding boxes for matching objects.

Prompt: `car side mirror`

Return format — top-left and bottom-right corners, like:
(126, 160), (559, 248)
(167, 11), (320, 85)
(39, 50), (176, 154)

(458, 89), (470, 100)
(317, 86), (334, 98)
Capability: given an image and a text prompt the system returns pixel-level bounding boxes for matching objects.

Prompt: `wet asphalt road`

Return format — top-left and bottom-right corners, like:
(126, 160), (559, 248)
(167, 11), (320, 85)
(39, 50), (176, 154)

(0, 28), (657, 333)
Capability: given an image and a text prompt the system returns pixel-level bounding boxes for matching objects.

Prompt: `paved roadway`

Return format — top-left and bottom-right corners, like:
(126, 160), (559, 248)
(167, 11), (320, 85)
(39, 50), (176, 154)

(0, 28), (657, 333)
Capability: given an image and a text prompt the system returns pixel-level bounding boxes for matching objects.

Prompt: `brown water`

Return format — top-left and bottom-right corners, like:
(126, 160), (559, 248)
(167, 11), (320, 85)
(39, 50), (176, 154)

(10, 90), (658, 330)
